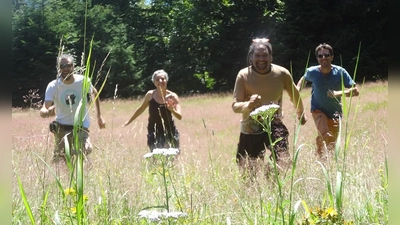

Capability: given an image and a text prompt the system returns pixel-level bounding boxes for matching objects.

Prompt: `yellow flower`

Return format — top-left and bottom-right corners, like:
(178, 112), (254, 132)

(71, 207), (77, 214)
(83, 195), (89, 202)
(64, 188), (76, 196)
(325, 207), (338, 217)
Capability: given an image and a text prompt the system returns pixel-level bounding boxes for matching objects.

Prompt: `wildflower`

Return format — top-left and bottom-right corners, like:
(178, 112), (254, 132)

(53, 210), (61, 225)
(249, 104), (280, 120)
(64, 188), (76, 196)
(83, 194), (89, 202)
(227, 216), (231, 225)
(143, 148), (180, 158)
(325, 207), (338, 218)
(138, 210), (161, 222)
(138, 209), (187, 222)
(249, 104), (280, 131)
(70, 207), (77, 213)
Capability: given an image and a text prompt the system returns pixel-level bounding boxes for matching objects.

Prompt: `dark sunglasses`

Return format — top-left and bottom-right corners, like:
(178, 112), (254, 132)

(60, 63), (73, 69)
(317, 53), (331, 59)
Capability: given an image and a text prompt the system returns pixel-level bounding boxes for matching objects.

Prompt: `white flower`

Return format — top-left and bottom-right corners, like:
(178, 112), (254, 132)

(138, 209), (187, 221)
(249, 104), (280, 120)
(143, 152), (153, 158)
(138, 210), (161, 222)
(143, 148), (180, 158)
(53, 210), (61, 225)
(98, 196), (102, 205)
(227, 216), (232, 225)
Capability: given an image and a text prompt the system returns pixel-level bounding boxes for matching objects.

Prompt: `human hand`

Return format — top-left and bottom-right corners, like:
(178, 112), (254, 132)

(248, 94), (261, 110)
(350, 88), (359, 97)
(327, 90), (338, 98)
(165, 94), (176, 111)
(39, 105), (55, 118)
(39, 108), (49, 118)
(97, 116), (106, 129)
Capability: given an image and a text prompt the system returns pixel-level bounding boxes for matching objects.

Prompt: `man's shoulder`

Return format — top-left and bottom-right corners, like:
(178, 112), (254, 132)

(305, 66), (321, 77)
(47, 78), (60, 87)
(304, 66), (321, 81)
(238, 67), (250, 73)
(271, 63), (287, 71)
(73, 74), (85, 80)
(307, 65), (320, 71)
(331, 65), (347, 73)
(236, 67), (251, 78)
(73, 74), (93, 84)
(331, 64), (344, 69)
(271, 64), (291, 76)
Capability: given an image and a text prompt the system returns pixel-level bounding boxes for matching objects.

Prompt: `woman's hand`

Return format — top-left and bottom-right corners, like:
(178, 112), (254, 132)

(165, 95), (175, 111)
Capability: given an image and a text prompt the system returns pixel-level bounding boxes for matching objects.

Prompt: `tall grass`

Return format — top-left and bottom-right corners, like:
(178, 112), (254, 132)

(14, 33), (111, 224)
(12, 80), (388, 224)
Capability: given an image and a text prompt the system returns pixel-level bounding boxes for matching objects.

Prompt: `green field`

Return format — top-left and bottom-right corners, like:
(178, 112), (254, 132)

(12, 81), (388, 224)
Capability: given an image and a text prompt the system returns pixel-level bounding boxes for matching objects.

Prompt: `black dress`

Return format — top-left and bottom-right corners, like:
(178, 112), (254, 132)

(147, 97), (179, 151)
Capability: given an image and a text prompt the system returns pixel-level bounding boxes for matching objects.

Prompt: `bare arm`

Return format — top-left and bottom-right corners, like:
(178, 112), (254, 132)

(122, 91), (152, 127)
(296, 76), (307, 91)
(165, 92), (182, 120)
(286, 78), (307, 125)
(327, 85), (359, 98)
(91, 87), (106, 129)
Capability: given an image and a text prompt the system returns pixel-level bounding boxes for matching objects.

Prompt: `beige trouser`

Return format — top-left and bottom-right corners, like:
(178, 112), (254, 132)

(54, 127), (92, 160)
(311, 110), (339, 157)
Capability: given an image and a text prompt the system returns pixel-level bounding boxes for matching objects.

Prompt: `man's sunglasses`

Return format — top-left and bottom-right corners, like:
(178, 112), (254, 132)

(60, 63), (73, 69)
(317, 53), (331, 59)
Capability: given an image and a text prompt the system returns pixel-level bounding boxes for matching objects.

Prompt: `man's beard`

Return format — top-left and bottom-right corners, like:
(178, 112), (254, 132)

(61, 72), (73, 81)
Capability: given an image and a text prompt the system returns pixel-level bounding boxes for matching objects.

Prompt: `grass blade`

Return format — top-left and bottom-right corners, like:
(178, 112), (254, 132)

(317, 161), (333, 208)
(17, 176), (36, 225)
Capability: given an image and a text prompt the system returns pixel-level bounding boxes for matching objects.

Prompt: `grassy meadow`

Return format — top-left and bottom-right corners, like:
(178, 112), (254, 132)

(12, 81), (388, 224)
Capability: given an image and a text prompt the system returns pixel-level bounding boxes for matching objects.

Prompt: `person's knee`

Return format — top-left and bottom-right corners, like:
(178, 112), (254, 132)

(322, 132), (336, 144)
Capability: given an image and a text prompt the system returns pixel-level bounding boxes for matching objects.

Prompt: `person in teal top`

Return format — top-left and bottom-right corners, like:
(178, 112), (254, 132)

(304, 64), (355, 118)
(297, 43), (359, 158)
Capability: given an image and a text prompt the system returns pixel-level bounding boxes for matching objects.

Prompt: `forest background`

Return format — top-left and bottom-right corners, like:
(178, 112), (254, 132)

(12, 0), (388, 107)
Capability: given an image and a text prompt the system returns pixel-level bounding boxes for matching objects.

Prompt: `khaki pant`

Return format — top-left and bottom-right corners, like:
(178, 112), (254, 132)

(311, 110), (339, 158)
(53, 126), (92, 162)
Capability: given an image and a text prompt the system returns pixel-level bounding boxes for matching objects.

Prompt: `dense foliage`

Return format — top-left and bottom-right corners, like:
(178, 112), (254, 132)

(12, 0), (387, 107)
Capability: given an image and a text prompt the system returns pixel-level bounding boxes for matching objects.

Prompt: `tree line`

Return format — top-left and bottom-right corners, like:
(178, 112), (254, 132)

(12, 0), (388, 107)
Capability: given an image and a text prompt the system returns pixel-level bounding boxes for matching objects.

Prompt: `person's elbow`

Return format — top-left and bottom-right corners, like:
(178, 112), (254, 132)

(232, 102), (243, 113)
